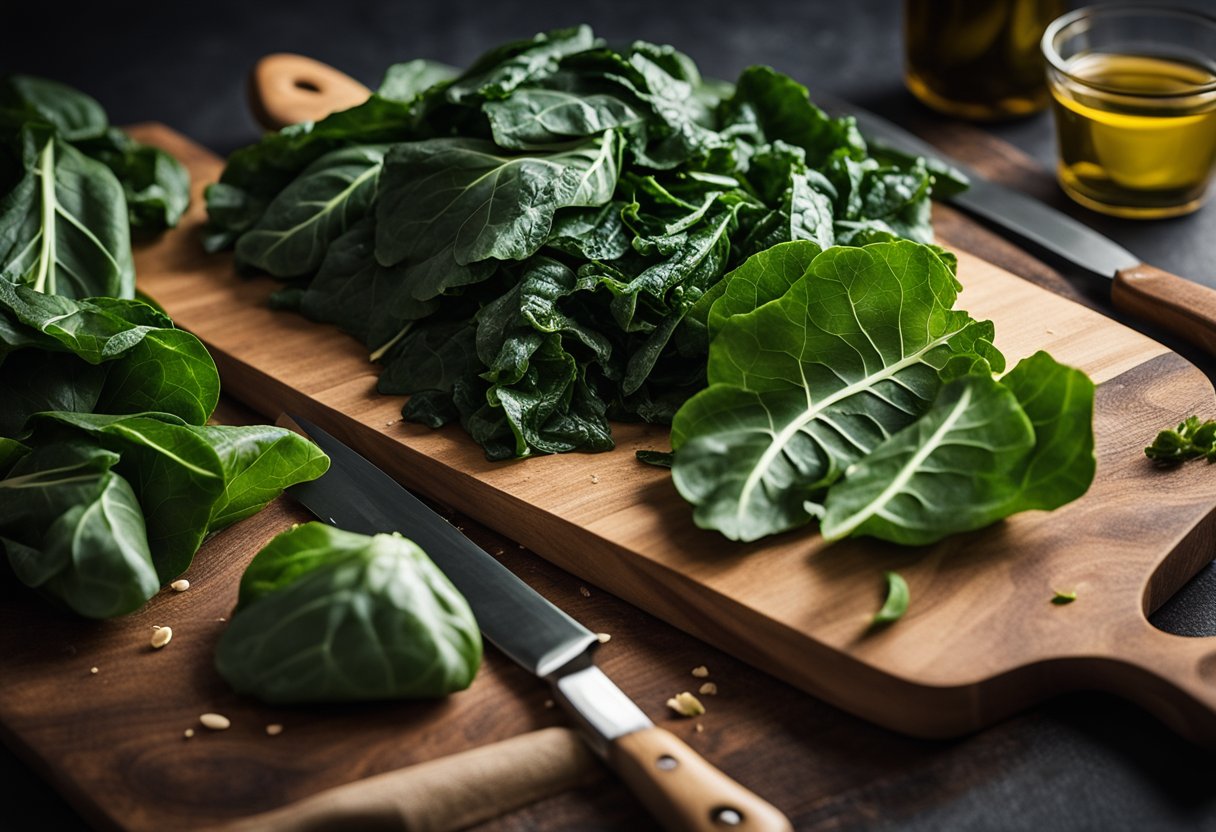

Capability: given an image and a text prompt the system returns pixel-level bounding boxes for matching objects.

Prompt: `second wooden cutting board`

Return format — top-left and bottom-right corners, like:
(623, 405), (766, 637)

(133, 124), (1216, 745)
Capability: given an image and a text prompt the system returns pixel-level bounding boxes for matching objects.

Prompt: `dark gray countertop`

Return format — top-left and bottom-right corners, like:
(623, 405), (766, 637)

(6, 1), (1216, 829)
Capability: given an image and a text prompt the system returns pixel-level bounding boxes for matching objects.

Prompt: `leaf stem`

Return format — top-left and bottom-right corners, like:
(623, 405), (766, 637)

(33, 139), (56, 295)
(369, 321), (414, 363)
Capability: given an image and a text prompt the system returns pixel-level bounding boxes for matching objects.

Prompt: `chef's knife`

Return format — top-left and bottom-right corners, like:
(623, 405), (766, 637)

(284, 415), (792, 832)
(845, 104), (1216, 358)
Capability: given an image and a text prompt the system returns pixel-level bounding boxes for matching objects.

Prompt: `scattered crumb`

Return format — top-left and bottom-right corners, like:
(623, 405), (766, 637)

(596, 632), (611, 644)
(1051, 589), (1077, 605)
(150, 626), (173, 649)
(1046, 329), (1055, 335)
(691, 666), (709, 678)
(695, 722), (704, 733)
(200, 713), (231, 731)
(170, 579), (190, 592)
(494, 548), (504, 556)
(543, 699), (555, 709)
(590, 474), (599, 484)
(517, 544), (526, 549)
(666, 691), (706, 718)
(384, 420), (395, 427)
(183, 729), (195, 739)
(217, 617), (226, 622)
(579, 586), (591, 598)
(265, 724), (284, 736)
(89, 667), (99, 675)
(698, 682), (718, 696)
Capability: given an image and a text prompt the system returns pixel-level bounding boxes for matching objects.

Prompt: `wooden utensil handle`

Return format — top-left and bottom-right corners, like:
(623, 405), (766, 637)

(249, 53), (371, 131)
(608, 727), (793, 832)
(1097, 621), (1216, 747)
(1113, 264), (1216, 358)
(219, 727), (601, 832)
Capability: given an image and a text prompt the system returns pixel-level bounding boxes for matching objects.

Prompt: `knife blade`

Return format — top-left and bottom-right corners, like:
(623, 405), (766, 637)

(284, 415), (792, 832)
(844, 103), (1216, 359)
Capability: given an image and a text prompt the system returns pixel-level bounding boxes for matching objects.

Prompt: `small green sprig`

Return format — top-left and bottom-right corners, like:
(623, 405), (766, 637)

(1145, 416), (1216, 465)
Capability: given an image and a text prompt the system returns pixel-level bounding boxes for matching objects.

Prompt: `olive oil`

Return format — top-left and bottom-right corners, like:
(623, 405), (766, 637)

(1050, 53), (1216, 218)
(904, 0), (1065, 121)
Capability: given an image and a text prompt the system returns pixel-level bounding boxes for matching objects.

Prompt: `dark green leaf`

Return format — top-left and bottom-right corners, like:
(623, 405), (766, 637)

(215, 523), (482, 703)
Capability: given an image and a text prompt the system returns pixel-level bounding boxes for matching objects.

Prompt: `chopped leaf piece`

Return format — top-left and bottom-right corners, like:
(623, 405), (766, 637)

(873, 571), (910, 624)
(1052, 589), (1077, 605)
(1146, 416), (1216, 465)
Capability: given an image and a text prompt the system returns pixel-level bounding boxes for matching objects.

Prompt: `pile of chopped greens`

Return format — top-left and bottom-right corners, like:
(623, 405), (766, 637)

(206, 26), (966, 460)
(0, 76), (328, 618)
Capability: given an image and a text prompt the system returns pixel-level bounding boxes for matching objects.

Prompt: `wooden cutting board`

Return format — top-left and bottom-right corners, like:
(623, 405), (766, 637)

(125, 124), (1216, 746)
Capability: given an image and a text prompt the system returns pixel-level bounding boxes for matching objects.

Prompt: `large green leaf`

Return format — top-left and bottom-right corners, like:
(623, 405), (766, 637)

(0, 76), (108, 142)
(235, 145), (386, 277)
(0, 133), (133, 298)
(485, 87), (643, 149)
(0, 441), (159, 618)
(76, 128), (190, 232)
(670, 242), (1002, 541)
(375, 133), (620, 269)
(32, 411), (226, 580)
(445, 25), (598, 103)
(820, 351), (1094, 544)
(215, 523), (482, 704)
(189, 424), (331, 532)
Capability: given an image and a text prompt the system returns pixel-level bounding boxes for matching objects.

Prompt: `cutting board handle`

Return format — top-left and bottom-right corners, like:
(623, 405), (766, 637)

(249, 54), (371, 131)
(1096, 620), (1216, 745)
(1113, 264), (1216, 359)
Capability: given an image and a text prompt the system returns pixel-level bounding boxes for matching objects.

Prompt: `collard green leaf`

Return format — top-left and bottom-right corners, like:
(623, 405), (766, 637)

(0, 132), (134, 298)
(485, 87), (643, 150)
(378, 60), (458, 102)
(31, 411), (226, 580)
(0, 76), (108, 142)
(0, 440), (158, 618)
(820, 351), (1094, 545)
(76, 128), (190, 232)
(235, 145), (386, 277)
(671, 242), (1001, 541)
(189, 424), (331, 532)
(0, 284), (219, 426)
(375, 133), (620, 269)
(215, 523), (482, 704)
(446, 25), (598, 104)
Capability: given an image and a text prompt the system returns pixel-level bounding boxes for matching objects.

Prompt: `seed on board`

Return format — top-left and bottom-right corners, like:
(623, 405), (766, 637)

(699, 682), (718, 696)
(666, 691), (706, 718)
(265, 724), (284, 736)
(543, 699), (555, 709)
(150, 626), (173, 649)
(199, 713), (230, 731)
(695, 722), (705, 733)
(579, 586), (591, 598)
(170, 579), (190, 592)
(596, 632), (611, 643)
(89, 667), (99, 675)
(590, 474), (599, 484)
(183, 729), (195, 739)
(691, 665), (709, 678)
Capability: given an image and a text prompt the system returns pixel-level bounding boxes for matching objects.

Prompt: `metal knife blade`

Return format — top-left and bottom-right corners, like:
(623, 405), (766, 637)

(839, 102), (1216, 361)
(283, 415), (794, 831)
(845, 105), (1141, 277)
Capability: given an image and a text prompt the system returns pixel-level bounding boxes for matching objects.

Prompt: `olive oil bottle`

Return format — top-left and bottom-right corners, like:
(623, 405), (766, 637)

(1049, 53), (1216, 218)
(904, 0), (1065, 120)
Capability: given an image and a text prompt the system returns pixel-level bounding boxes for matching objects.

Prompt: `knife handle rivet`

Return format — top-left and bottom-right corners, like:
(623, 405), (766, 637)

(713, 807), (744, 826)
(655, 754), (679, 771)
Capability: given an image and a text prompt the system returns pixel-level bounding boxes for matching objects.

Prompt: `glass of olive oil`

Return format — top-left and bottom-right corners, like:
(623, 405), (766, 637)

(1043, 6), (1216, 219)
(905, 0), (1066, 121)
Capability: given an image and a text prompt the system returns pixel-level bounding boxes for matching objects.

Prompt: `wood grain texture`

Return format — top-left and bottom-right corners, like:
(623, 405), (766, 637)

(128, 125), (1216, 742)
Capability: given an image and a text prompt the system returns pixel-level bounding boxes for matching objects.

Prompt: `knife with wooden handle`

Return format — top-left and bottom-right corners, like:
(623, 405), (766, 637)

(220, 727), (602, 832)
(844, 106), (1216, 358)
(282, 415), (793, 832)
